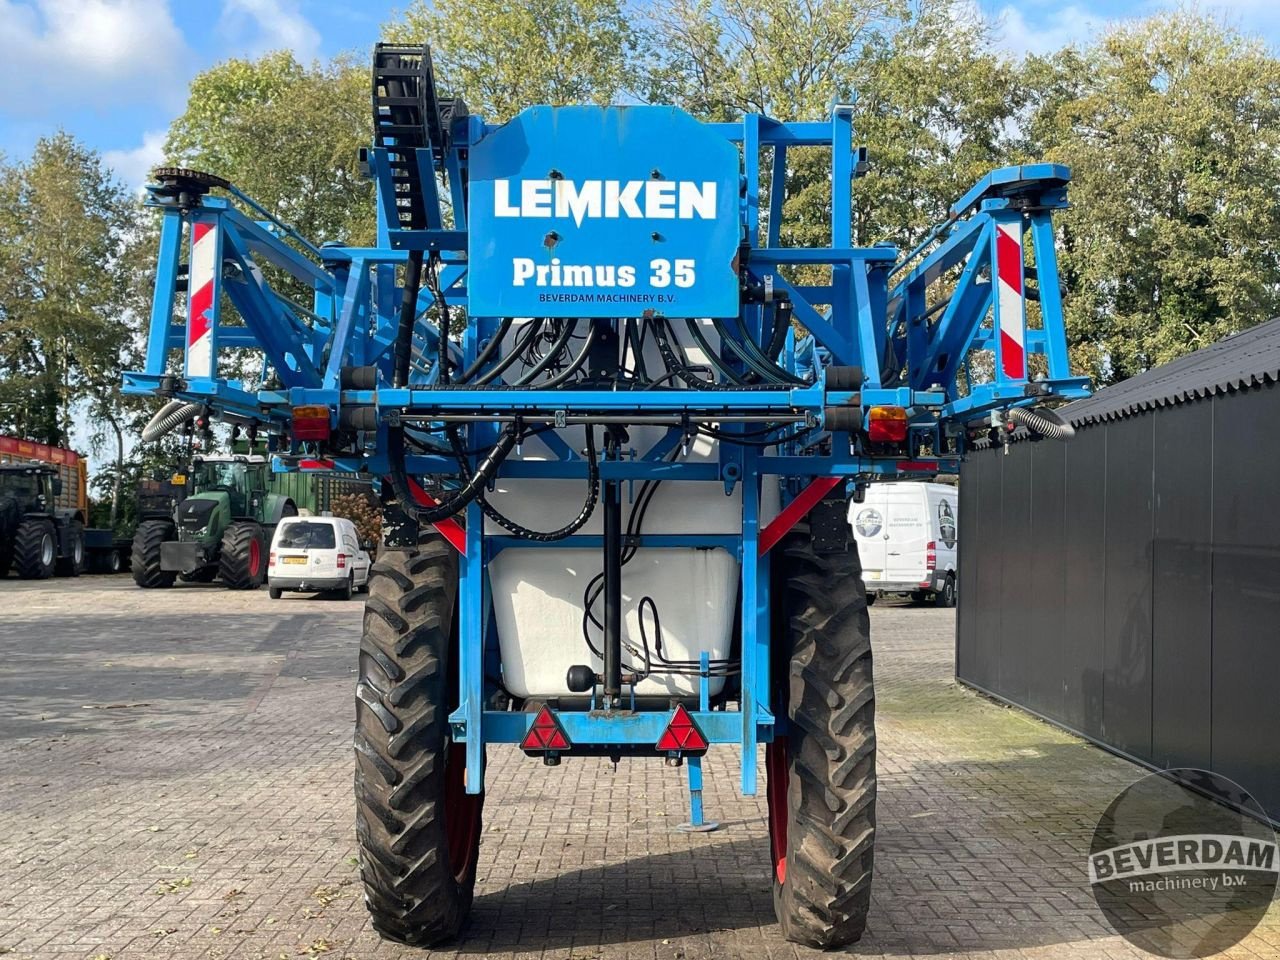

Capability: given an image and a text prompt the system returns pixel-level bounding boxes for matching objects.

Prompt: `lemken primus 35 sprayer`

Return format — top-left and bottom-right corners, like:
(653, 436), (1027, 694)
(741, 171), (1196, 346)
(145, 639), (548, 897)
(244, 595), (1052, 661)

(125, 45), (1088, 948)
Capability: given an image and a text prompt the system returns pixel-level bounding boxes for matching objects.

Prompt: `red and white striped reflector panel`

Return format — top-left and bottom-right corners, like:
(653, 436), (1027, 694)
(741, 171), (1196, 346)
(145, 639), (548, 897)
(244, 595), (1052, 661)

(994, 222), (1026, 380)
(520, 705), (570, 752)
(187, 221), (216, 378)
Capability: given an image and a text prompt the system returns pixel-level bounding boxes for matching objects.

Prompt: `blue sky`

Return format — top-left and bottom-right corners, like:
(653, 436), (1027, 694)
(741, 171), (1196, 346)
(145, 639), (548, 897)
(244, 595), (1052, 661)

(0, 0), (399, 185)
(0, 0), (1275, 190)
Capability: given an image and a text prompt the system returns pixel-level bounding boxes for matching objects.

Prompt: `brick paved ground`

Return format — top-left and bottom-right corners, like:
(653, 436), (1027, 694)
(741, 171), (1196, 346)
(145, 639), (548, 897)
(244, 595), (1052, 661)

(0, 576), (1275, 960)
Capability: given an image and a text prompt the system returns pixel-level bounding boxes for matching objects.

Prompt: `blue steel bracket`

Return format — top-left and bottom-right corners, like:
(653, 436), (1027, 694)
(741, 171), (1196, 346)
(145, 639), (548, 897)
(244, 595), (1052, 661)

(475, 709), (768, 746)
(885, 164), (1089, 422)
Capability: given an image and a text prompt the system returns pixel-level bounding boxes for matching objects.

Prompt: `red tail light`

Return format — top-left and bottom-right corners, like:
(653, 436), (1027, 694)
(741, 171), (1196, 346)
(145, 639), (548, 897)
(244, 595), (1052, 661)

(268, 551), (276, 567)
(336, 553), (347, 569)
(867, 405), (909, 443)
(926, 541), (936, 570)
(291, 404), (331, 441)
(656, 704), (708, 754)
(520, 705), (570, 752)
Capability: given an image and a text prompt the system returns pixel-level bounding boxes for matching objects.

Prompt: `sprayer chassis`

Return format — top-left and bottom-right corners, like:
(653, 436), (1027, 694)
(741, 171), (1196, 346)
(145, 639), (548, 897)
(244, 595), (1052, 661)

(123, 53), (1088, 947)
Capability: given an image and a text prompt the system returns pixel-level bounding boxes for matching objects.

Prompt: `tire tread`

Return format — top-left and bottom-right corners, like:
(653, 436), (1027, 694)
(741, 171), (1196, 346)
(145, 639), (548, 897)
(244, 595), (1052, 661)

(772, 522), (877, 949)
(355, 537), (479, 946)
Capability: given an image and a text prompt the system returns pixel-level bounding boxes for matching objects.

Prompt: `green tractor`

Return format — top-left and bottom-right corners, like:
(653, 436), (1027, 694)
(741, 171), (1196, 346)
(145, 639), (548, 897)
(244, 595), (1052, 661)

(131, 455), (296, 590)
(0, 463), (85, 579)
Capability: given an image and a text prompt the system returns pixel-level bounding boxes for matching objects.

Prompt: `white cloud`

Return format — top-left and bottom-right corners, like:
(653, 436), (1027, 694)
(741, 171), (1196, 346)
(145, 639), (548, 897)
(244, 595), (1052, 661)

(0, 0), (189, 115)
(990, 3), (1109, 57)
(220, 0), (321, 60)
(103, 128), (166, 189)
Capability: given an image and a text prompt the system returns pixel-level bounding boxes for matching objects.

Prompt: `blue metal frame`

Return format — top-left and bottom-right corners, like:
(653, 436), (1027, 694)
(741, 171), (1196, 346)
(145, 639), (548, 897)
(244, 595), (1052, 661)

(124, 105), (1090, 809)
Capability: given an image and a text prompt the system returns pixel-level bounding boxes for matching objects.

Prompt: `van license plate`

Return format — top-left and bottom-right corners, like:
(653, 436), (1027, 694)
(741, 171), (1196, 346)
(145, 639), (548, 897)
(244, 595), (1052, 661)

(867, 571), (881, 580)
(283, 556), (307, 565)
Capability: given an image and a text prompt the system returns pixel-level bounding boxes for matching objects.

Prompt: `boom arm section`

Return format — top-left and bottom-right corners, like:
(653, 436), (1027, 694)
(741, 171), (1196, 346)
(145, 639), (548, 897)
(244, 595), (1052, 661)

(124, 136), (1088, 474)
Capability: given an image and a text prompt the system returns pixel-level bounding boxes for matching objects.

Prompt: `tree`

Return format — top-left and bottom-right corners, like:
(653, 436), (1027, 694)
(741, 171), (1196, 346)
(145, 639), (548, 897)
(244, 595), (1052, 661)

(648, 0), (1021, 254)
(384, 0), (642, 122)
(165, 52), (376, 247)
(0, 135), (144, 524)
(0, 135), (139, 501)
(1022, 14), (1280, 382)
(849, 2), (1021, 248)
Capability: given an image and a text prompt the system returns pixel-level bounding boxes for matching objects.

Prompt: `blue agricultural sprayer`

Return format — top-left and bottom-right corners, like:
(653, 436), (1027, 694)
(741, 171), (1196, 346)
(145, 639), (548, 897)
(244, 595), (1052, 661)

(125, 45), (1089, 948)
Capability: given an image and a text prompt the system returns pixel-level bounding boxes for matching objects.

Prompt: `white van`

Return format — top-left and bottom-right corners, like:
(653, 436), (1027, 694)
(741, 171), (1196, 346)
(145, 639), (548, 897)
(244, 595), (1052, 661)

(850, 482), (957, 607)
(268, 516), (372, 600)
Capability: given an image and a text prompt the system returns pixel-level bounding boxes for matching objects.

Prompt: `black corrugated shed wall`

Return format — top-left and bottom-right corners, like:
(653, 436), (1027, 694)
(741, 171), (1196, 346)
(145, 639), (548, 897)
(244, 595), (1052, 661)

(957, 332), (1280, 821)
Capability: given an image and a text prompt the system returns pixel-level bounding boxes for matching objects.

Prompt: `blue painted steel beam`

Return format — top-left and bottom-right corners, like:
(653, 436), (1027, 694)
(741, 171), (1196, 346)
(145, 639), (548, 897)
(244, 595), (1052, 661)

(144, 211), (183, 375)
(383, 385), (826, 411)
(478, 709), (772, 745)
(948, 163), (1071, 217)
(489, 534), (739, 553)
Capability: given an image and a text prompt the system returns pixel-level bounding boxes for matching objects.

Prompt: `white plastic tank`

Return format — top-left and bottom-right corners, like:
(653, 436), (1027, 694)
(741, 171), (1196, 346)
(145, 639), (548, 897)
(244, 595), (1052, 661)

(484, 320), (778, 698)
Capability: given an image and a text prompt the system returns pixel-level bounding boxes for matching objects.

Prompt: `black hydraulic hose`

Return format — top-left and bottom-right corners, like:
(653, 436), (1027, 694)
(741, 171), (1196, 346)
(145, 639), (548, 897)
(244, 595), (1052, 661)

(425, 256), (452, 384)
(698, 424), (813, 447)
(457, 318), (513, 382)
(394, 251), (424, 388)
(765, 300), (791, 360)
(473, 319), (544, 385)
(652, 317), (726, 389)
(473, 425), (600, 541)
(625, 318), (649, 381)
(385, 423), (517, 523)
(728, 315), (806, 384)
(684, 319), (749, 385)
(1008, 405), (1076, 440)
(536, 322), (598, 388)
(712, 318), (778, 382)
(514, 319), (577, 385)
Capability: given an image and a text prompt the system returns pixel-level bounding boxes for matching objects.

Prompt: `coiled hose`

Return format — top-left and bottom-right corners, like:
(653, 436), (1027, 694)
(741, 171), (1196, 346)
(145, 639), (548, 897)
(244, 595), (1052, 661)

(141, 400), (201, 442)
(1009, 405), (1076, 440)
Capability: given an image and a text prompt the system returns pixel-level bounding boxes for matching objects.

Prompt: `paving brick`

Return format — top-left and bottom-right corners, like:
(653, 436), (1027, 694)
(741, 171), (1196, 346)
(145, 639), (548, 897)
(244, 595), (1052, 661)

(0, 576), (1275, 959)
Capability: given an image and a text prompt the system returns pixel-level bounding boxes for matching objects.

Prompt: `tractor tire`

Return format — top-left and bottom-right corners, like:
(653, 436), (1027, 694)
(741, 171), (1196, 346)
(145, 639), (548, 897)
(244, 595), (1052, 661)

(56, 521), (84, 577)
(354, 534), (483, 946)
(219, 521), (266, 590)
(0, 496), (18, 575)
(132, 520), (177, 589)
(766, 522), (876, 949)
(14, 519), (56, 580)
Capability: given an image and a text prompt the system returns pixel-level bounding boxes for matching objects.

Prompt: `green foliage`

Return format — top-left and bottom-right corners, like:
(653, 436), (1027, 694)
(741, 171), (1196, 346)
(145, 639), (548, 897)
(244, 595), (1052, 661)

(645, 0), (905, 119)
(88, 437), (188, 534)
(385, 0), (642, 122)
(166, 52), (376, 246)
(649, 0), (1020, 255)
(1023, 14), (1280, 382)
(851, 2), (1021, 248)
(0, 134), (138, 446)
